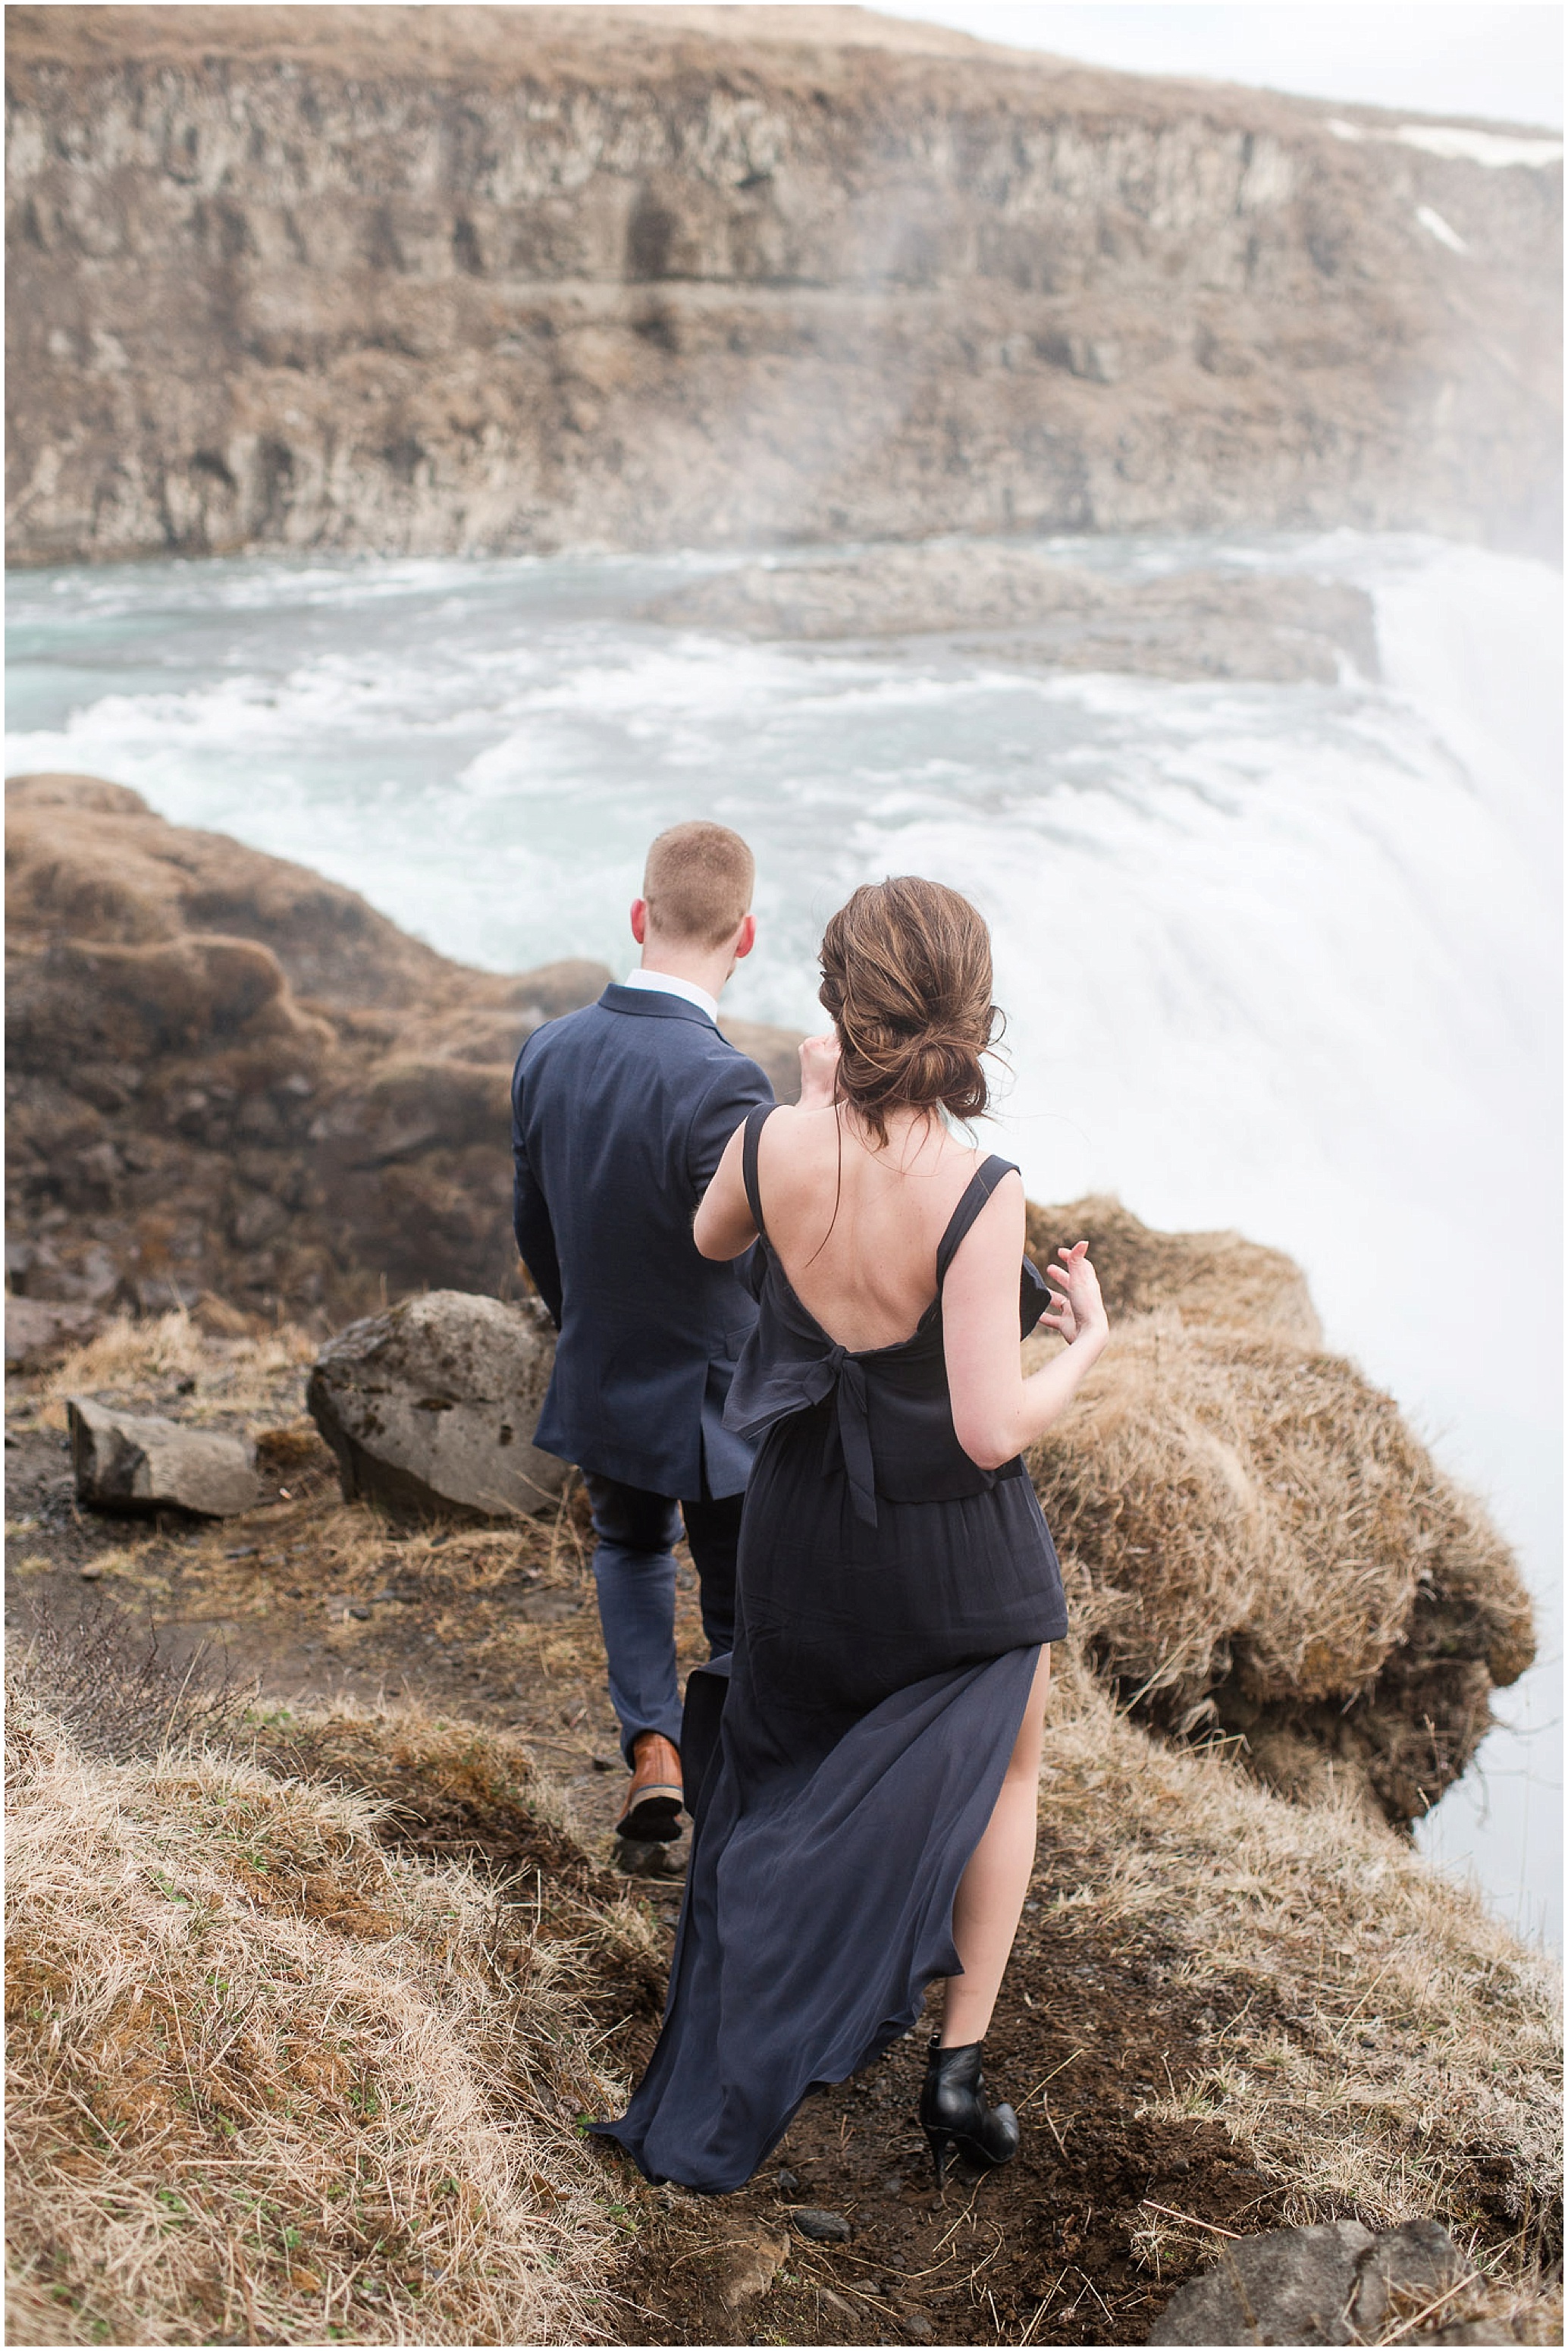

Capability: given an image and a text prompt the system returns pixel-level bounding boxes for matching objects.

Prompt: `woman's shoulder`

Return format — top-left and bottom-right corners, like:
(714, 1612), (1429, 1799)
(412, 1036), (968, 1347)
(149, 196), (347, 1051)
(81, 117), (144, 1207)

(948, 1147), (1022, 1226)
(934, 1149), (1024, 1268)
(932, 1133), (1017, 1188)
(756, 1099), (836, 1150)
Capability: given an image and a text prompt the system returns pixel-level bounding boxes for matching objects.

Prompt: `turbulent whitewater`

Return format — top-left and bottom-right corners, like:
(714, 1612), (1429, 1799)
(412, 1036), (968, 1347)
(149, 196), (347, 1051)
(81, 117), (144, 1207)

(5, 528), (1560, 1939)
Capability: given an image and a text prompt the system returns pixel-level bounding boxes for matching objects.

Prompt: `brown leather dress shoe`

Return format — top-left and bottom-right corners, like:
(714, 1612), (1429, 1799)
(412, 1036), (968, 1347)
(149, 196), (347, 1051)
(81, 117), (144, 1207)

(616, 1731), (683, 1842)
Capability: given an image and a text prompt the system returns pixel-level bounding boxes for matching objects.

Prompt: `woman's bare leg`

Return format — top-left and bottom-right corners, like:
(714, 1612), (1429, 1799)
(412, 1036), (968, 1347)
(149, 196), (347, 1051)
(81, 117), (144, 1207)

(939, 1646), (1052, 2047)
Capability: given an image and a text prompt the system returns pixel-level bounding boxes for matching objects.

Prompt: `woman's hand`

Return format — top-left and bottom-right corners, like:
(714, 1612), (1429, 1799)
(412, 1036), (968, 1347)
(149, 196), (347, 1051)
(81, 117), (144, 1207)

(943, 1185), (1111, 1467)
(1043, 1241), (1107, 1346)
(796, 1031), (842, 1110)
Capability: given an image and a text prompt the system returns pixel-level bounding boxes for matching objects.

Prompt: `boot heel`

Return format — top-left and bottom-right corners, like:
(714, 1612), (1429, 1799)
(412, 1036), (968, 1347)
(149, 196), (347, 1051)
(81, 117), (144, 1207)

(924, 2125), (954, 2186)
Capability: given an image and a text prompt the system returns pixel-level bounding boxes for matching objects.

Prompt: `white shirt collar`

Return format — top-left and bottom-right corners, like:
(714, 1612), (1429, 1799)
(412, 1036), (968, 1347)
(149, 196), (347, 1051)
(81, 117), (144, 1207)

(623, 966), (720, 1024)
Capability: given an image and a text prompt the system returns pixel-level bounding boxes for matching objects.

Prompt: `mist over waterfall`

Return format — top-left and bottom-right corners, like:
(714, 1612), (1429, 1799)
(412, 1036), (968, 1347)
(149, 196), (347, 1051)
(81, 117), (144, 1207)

(8, 526), (1559, 1941)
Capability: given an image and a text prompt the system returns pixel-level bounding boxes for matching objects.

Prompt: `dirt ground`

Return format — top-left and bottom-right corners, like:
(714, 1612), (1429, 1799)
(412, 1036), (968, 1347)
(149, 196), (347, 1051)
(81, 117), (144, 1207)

(0, 1351), (1434, 2346)
(606, 1941), (1290, 2348)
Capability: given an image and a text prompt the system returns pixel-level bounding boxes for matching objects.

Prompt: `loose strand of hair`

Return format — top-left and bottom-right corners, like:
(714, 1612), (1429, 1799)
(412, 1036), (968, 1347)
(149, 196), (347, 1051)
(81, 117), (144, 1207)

(801, 1091), (847, 1267)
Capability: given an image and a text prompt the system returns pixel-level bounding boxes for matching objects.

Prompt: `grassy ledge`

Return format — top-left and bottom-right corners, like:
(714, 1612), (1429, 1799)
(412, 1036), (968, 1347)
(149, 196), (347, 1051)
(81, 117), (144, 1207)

(4, 1695), (627, 2346)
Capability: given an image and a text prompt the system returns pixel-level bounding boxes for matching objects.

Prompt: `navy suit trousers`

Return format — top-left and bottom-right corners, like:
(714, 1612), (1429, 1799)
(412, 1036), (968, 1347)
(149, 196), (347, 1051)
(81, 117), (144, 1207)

(584, 1476), (742, 1767)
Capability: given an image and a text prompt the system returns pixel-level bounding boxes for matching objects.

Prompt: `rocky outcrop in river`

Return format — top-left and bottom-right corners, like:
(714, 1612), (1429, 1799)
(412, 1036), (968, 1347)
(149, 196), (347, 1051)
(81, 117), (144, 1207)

(646, 544), (1381, 681)
(6, 4), (1561, 564)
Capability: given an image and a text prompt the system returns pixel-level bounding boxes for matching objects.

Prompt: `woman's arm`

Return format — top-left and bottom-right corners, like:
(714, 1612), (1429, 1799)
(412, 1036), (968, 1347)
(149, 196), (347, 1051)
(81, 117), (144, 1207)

(942, 1173), (1109, 1469)
(692, 1034), (843, 1262)
(693, 1118), (757, 1261)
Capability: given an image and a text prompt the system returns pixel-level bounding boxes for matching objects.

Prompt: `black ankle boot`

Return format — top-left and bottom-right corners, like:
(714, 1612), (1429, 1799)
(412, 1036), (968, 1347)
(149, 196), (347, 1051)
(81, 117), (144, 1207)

(918, 2034), (1019, 2186)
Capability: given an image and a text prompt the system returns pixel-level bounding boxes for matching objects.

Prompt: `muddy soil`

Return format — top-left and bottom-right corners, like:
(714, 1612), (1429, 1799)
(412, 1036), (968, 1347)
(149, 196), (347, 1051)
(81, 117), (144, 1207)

(607, 1919), (1289, 2348)
(6, 1358), (1290, 2346)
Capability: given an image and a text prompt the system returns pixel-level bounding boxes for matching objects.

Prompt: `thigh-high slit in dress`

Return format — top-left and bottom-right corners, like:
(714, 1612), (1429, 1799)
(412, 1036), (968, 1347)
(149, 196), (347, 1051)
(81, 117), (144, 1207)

(591, 1106), (1068, 2192)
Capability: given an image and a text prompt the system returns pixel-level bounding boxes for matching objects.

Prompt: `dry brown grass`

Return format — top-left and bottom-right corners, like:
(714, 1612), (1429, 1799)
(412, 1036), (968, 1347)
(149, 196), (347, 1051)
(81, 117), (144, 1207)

(4, 1694), (628, 2346)
(5, 1628), (1557, 2346)
(1372, 2271), (1563, 2346)
(246, 1693), (664, 1979)
(199, 1477), (605, 1693)
(1037, 1649), (1561, 2294)
(1027, 1195), (1322, 1347)
(9, 1248), (1553, 2340)
(274, 1490), (588, 1598)
(1026, 1313), (1533, 1820)
(39, 1309), (317, 1430)
(17, 1595), (255, 1763)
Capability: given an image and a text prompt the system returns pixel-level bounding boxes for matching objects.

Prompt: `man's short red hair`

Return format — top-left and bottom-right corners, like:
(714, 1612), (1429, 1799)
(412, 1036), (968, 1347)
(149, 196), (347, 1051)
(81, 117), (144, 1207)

(643, 822), (755, 948)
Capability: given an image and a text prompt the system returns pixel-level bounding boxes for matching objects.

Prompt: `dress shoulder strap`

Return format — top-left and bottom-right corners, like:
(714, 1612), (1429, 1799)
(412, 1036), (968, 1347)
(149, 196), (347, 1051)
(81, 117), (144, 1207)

(740, 1103), (776, 1242)
(936, 1155), (1018, 1287)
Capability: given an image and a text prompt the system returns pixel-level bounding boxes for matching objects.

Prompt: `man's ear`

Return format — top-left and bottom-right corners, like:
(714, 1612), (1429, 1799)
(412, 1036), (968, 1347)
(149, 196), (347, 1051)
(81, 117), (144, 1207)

(630, 897), (648, 946)
(733, 912), (757, 962)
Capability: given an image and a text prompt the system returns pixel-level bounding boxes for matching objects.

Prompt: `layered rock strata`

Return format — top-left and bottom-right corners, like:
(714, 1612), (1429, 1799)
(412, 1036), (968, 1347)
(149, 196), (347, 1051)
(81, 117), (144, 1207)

(5, 4), (1560, 565)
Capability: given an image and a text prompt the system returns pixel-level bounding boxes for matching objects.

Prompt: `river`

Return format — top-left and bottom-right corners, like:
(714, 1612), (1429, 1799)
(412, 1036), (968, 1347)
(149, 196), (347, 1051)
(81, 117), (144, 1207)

(6, 527), (1560, 1945)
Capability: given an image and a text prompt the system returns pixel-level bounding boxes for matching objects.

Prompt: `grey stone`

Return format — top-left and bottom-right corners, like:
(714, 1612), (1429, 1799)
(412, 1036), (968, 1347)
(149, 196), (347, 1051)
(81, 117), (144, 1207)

(307, 1290), (566, 1521)
(1148, 2220), (1376, 2345)
(6, 1296), (102, 1369)
(613, 1835), (686, 1880)
(1426, 2328), (1514, 2346)
(231, 1189), (290, 1248)
(714, 2227), (789, 2311)
(67, 1396), (259, 1518)
(1152, 2220), (1478, 2349)
(1350, 2218), (1466, 2335)
(516, 1589), (582, 1624)
(793, 2209), (851, 2243)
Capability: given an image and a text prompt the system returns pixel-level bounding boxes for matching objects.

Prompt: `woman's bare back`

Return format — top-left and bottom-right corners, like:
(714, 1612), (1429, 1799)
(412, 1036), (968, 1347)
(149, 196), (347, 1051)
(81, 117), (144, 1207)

(752, 1105), (991, 1354)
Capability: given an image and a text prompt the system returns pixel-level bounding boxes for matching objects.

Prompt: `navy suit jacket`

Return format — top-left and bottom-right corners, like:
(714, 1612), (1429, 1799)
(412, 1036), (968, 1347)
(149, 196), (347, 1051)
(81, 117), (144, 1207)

(512, 984), (774, 1498)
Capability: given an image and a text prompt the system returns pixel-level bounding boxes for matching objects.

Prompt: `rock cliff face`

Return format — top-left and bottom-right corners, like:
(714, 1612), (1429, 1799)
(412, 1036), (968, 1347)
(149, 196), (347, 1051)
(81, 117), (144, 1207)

(4, 772), (799, 1327)
(6, 4), (1560, 564)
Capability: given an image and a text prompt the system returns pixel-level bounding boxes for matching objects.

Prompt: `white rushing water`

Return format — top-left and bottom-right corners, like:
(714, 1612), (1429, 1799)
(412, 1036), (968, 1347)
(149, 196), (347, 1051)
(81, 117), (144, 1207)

(7, 529), (1561, 1944)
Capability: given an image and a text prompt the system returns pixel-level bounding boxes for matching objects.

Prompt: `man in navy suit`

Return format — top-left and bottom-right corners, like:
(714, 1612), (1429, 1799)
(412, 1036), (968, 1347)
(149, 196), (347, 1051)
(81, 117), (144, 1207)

(512, 822), (775, 1853)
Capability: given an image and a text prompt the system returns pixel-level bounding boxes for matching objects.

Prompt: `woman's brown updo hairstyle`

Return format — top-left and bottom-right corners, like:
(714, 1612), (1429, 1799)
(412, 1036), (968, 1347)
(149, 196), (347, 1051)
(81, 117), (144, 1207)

(818, 876), (1002, 1144)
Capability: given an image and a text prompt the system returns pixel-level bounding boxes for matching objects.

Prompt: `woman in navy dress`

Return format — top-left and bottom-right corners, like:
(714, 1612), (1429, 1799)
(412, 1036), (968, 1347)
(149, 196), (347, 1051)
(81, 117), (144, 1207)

(592, 876), (1109, 2194)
